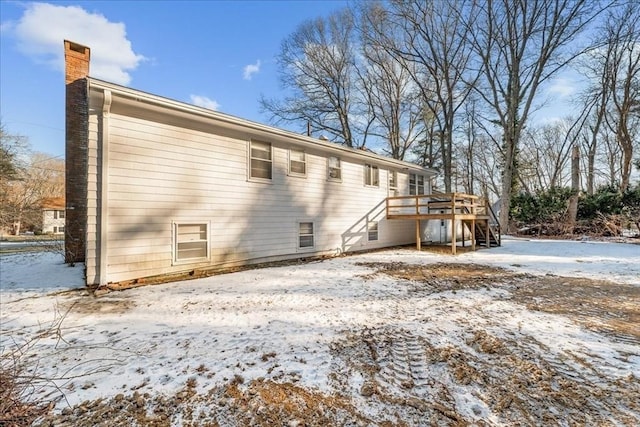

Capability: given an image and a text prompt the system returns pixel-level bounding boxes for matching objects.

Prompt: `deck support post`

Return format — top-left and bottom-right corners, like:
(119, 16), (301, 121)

(416, 219), (421, 251)
(486, 220), (491, 248)
(451, 218), (457, 255)
(471, 220), (476, 251)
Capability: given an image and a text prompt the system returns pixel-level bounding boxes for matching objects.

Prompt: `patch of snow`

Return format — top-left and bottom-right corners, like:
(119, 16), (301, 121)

(1, 238), (638, 424)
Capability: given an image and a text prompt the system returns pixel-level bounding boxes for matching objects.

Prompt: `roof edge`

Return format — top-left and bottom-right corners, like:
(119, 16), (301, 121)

(87, 77), (438, 174)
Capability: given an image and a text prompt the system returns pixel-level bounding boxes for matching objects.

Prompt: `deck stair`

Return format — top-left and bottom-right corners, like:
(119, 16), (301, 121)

(386, 192), (501, 254)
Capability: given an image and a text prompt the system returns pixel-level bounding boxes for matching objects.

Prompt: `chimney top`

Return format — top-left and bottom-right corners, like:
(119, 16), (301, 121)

(64, 40), (90, 84)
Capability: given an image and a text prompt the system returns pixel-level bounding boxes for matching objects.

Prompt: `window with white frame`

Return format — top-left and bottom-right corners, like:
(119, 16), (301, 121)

(250, 140), (272, 180)
(389, 170), (398, 191)
(368, 221), (379, 241)
(289, 149), (306, 176)
(174, 223), (209, 262)
(409, 173), (426, 195)
(364, 164), (379, 187)
(328, 156), (341, 181)
(299, 222), (314, 248)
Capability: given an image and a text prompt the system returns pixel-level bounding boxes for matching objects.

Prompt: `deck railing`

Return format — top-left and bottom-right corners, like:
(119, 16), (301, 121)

(386, 193), (489, 218)
(386, 192), (501, 250)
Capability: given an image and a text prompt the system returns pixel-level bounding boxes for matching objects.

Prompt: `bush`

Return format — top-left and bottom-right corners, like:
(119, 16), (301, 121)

(510, 184), (640, 236)
(577, 185), (623, 219)
(510, 187), (574, 225)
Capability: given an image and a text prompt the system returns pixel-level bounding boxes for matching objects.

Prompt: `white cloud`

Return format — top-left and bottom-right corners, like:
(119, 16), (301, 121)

(6, 2), (144, 85)
(190, 95), (220, 111)
(243, 60), (261, 80)
(547, 77), (575, 98)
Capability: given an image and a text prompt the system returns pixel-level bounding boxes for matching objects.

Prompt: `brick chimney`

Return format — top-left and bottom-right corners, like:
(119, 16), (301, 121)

(64, 40), (90, 264)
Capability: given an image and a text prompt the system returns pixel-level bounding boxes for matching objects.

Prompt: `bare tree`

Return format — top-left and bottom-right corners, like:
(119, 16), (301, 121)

(0, 149), (64, 235)
(518, 120), (578, 191)
(357, 3), (425, 160)
(260, 9), (365, 147)
(467, 0), (604, 230)
(367, 0), (477, 192)
(600, 3), (640, 191)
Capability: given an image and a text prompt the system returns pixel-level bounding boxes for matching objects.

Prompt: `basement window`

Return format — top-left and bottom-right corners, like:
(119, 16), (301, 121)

(174, 222), (209, 263)
(299, 222), (315, 249)
(368, 221), (379, 241)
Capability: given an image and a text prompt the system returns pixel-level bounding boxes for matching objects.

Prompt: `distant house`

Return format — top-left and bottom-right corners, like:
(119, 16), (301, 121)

(41, 197), (65, 235)
(64, 40), (498, 288)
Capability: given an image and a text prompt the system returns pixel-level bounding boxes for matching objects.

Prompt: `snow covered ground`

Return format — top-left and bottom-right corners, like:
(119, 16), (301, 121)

(1, 237), (639, 425)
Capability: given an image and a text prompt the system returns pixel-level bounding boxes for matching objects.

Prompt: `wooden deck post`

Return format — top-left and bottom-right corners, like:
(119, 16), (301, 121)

(486, 220), (490, 248)
(471, 220), (476, 251)
(451, 196), (457, 255)
(416, 219), (421, 251)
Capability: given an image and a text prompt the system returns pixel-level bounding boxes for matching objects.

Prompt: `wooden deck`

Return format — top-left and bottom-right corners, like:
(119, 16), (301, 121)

(386, 193), (501, 254)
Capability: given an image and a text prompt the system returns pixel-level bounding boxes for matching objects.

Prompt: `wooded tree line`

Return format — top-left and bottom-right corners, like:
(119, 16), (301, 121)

(0, 124), (65, 235)
(262, 0), (639, 231)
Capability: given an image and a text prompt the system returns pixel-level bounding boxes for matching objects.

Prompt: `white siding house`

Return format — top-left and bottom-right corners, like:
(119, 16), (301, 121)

(65, 41), (437, 287)
(84, 81), (435, 285)
(41, 197), (65, 235)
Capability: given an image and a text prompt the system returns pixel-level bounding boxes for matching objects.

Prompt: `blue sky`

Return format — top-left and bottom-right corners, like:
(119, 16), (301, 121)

(1, 0), (349, 158)
(1, 0), (581, 160)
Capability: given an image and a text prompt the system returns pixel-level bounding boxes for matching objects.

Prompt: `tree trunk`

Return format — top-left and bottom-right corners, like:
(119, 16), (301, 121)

(567, 144), (580, 231)
(499, 135), (517, 232)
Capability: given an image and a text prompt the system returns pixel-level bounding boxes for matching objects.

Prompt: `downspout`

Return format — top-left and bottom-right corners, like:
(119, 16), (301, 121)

(99, 90), (112, 287)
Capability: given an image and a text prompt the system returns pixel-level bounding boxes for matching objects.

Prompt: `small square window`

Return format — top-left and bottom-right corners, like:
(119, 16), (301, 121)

(299, 222), (314, 248)
(174, 223), (209, 262)
(365, 164), (379, 187)
(368, 221), (379, 241)
(328, 156), (341, 181)
(289, 149), (306, 176)
(59, 210), (65, 219)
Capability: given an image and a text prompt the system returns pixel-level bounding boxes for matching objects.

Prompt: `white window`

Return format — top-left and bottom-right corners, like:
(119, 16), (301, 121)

(365, 164), (379, 187)
(409, 173), (426, 195)
(299, 222), (314, 248)
(250, 140), (272, 180)
(389, 171), (398, 190)
(368, 221), (379, 241)
(328, 156), (341, 181)
(174, 223), (209, 263)
(58, 210), (65, 219)
(289, 149), (306, 176)
(59, 226), (65, 233)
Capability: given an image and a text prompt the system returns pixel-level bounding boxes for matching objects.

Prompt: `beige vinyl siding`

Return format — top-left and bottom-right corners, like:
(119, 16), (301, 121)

(86, 90), (431, 284)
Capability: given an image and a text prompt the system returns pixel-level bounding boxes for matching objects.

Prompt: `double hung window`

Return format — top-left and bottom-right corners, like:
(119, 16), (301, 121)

(250, 141), (272, 180)
(365, 164), (379, 187)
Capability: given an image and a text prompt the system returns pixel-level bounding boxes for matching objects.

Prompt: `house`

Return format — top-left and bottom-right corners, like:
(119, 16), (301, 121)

(64, 40), (498, 288)
(41, 197), (65, 234)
